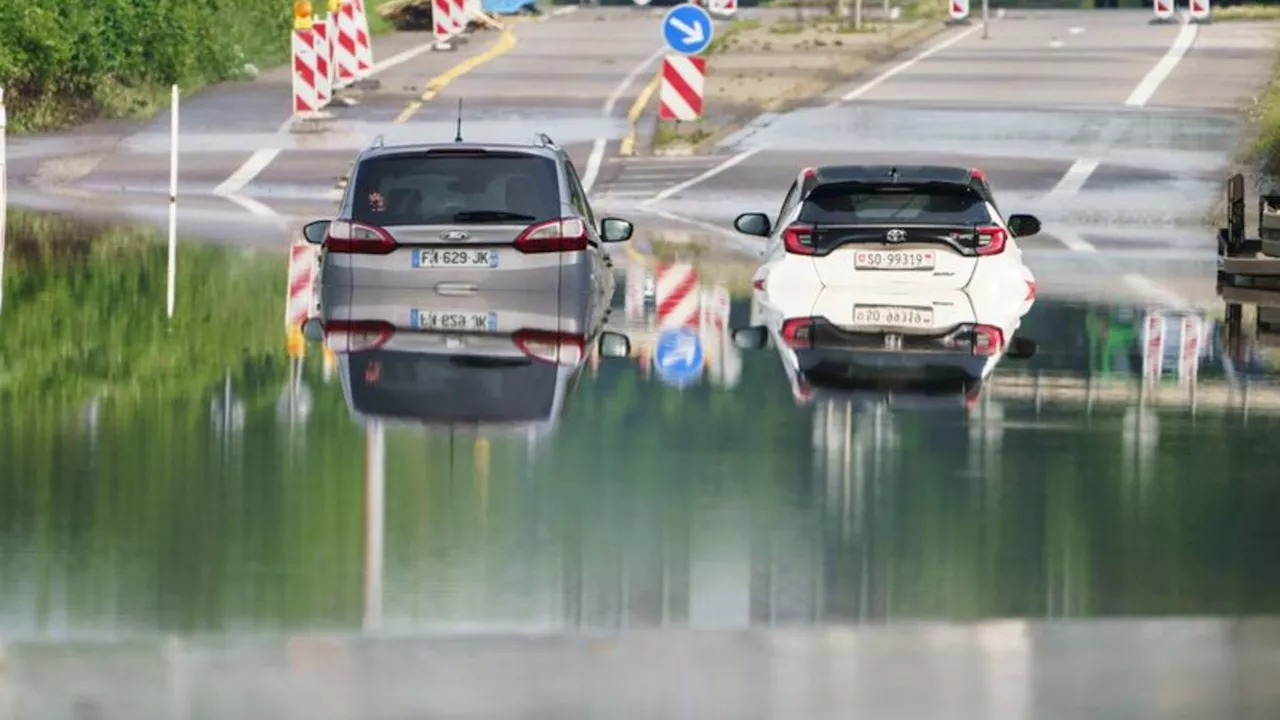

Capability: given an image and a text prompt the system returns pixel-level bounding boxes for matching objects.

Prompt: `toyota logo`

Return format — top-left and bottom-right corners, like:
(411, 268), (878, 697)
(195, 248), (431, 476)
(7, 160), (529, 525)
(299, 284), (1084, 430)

(885, 229), (907, 243)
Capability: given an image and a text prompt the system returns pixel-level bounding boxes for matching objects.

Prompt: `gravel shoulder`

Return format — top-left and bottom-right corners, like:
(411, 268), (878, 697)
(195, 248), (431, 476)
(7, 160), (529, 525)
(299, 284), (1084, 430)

(640, 6), (948, 155)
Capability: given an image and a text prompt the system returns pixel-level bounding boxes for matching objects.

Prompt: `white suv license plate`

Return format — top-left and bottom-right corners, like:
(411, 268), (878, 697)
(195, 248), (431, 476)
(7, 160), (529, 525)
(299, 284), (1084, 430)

(853, 305), (934, 328)
(854, 250), (936, 271)
(413, 248), (499, 268)
(409, 310), (498, 332)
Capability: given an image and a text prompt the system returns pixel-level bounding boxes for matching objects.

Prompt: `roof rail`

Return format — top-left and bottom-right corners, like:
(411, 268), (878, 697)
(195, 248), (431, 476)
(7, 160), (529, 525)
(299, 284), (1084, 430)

(369, 134), (385, 150)
(534, 132), (559, 149)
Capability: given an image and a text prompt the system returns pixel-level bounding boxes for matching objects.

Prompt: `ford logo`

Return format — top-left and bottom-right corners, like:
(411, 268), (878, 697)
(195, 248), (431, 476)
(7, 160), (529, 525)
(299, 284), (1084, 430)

(885, 229), (907, 243)
(441, 230), (469, 241)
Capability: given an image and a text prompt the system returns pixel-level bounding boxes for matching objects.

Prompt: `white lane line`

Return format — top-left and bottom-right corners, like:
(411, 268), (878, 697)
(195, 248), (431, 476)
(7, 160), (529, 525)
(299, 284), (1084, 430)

(1040, 18), (1200, 245)
(1125, 20), (1198, 107)
(1123, 273), (1192, 309)
(836, 24), (982, 104)
(641, 147), (764, 206)
(638, 207), (765, 257)
(1046, 159), (1099, 198)
(639, 23), (982, 205)
(582, 46), (666, 196)
(1051, 227), (1098, 253)
(212, 31), (500, 218)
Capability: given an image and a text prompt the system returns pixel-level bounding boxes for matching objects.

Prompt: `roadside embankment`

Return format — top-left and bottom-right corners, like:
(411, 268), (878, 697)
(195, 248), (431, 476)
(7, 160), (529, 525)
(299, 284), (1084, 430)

(0, 0), (394, 134)
(644, 2), (947, 155)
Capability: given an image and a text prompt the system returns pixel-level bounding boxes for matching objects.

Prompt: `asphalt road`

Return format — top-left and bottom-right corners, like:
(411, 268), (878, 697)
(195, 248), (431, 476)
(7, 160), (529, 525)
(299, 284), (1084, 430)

(591, 8), (1279, 305)
(6, 6), (671, 245)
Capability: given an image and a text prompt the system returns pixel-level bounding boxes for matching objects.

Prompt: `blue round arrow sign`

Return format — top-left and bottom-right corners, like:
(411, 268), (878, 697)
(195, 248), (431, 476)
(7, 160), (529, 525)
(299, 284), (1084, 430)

(661, 4), (714, 56)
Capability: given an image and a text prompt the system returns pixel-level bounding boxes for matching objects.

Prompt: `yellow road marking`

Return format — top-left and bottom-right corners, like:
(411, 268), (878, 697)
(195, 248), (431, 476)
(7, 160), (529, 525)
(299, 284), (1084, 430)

(391, 29), (519, 124)
(619, 70), (662, 157)
(331, 28), (521, 192)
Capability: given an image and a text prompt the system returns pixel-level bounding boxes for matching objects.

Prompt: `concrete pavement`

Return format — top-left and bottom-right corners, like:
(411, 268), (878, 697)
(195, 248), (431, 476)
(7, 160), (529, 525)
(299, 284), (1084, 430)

(593, 9), (1280, 304)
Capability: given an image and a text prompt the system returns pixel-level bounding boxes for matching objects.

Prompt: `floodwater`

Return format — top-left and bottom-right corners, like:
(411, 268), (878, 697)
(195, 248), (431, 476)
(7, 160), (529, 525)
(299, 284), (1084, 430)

(2, 211), (1280, 718)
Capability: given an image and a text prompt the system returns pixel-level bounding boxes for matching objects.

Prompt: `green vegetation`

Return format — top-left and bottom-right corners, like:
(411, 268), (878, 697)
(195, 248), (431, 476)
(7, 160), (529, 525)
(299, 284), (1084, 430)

(0, 210), (291, 402)
(0, 0), (289, 131)
(652, 120), (715, 151)
(704, 18), (762, 55)
(0, 1), (396, 133)
(1252, 49), (1280, 177)
(1215, 4), (1280, 21)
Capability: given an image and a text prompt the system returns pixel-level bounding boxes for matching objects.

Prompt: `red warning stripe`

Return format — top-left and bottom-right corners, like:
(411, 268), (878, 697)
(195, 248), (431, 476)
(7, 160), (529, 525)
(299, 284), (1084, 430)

(656, 269), (698, 321)
(658, 56), (706, 122)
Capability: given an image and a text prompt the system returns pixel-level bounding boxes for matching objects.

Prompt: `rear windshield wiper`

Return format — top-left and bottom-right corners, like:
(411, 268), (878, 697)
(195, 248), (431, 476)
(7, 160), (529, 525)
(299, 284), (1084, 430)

(451, 210), (537, 223)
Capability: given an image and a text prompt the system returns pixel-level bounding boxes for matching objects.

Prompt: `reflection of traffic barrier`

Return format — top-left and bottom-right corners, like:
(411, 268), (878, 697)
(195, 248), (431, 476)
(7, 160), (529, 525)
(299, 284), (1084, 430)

(1142, 312), (1164, 388)
(1177, 315), (1202, 387)
(286, 242), (320, 358)
(625, 264), (648, 324)
(656, 262), (700, 330)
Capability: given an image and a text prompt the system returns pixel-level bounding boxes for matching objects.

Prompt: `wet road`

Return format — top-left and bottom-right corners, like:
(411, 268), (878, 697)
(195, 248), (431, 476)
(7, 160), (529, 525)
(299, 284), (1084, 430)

(5, 5), (1280, 718)
(3, 209), (1280, 716)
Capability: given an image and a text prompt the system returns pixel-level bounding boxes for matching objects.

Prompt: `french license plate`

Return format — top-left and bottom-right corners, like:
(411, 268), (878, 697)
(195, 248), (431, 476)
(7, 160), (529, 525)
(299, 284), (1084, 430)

(408, 310), (498, 332)
(853, 305), (934, 328)
(854, 250), (936, 271)
(412, 248), (499, 268)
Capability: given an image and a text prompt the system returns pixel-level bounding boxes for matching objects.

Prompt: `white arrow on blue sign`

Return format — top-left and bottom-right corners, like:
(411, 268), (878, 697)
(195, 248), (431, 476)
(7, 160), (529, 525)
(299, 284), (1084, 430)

(661, 4), (714, 57)
(654, 327), (705, 386)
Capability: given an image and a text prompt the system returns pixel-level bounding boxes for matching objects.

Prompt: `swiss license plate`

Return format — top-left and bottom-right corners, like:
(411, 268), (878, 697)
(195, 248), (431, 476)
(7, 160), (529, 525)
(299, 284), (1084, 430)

(853, 305), (934, 328)
(409, 310), (498, 332)
(854, 250), (936, 271)
(412, 248), (499, 268)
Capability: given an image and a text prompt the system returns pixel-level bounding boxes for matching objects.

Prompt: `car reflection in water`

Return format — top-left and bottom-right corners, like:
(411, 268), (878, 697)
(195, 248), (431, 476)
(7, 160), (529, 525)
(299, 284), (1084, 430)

(303, 284), (632, 431)
(732, 268), (1039, 409)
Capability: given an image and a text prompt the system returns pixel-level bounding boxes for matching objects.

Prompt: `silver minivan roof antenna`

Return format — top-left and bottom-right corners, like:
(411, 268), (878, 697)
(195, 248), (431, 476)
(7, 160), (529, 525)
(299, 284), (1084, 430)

(454, 98), (464, 143)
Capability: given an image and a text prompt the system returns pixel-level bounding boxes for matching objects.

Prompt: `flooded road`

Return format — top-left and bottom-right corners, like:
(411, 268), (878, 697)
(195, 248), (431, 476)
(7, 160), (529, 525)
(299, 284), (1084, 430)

(1, 211), (1280, 718)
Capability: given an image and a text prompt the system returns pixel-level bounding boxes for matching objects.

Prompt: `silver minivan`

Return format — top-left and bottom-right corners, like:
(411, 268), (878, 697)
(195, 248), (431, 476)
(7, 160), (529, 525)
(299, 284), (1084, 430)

(300, 133), (633, 296)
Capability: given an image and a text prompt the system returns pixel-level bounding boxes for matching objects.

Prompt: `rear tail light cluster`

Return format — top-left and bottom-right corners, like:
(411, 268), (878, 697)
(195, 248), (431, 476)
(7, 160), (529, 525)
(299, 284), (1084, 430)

(975, 225), (1007, 256)
(323, 319), (395, 353)
(942, 324), (1004, 356)
(782, 223), (816, 256)
(513, 329), (586, 365)
(325, 220), (398, 255)
(513, 218), (588, 254)
(780, 318), (815, 349)
(324, 217), (589, 255)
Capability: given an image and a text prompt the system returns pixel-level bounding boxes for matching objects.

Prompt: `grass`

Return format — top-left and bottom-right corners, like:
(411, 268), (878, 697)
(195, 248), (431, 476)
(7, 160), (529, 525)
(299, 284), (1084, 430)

(652, 121), (715, 150)
(1215, 4), (1280, 21)
(1251, 46), (1280, 177)
(705, 18), (763, 54)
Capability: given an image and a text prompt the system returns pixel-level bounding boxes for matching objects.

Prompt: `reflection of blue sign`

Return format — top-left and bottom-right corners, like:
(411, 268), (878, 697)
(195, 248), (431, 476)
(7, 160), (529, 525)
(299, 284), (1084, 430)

(654, 328), (704, 386)
(662, 4), (714, 56)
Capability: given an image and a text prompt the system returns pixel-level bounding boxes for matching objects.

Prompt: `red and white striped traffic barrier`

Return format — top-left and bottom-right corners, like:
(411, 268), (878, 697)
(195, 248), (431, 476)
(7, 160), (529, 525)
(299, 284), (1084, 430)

(313, 15), (334, 106)
(1153, 0), (1173, 21)
(335, 0), (362, 89)
(286, 242), (321, 358)
(949, 0), (969, 22)
(1189, 0), (1210, 22)
(292, 21), (327, 119)
(708, 0), (737, 17)
(658, 55), (706, 122)
(655, 262), (701, 330)
(452, 0), (468, 34)
(353, 0), (375, 77)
